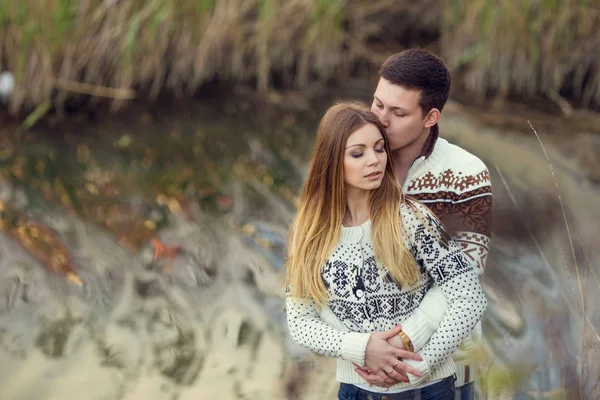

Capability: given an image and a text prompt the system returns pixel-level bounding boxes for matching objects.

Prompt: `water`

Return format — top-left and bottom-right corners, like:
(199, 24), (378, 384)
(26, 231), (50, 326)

(0, 90), (598, 399)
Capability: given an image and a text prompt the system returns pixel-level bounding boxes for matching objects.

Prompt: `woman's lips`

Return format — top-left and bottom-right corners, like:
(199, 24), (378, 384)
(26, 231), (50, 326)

(365, 171), (382, 180)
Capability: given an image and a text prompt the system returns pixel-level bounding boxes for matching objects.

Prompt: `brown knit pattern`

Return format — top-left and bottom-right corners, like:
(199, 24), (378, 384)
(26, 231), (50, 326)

(406, 169), (491, 193)
(408, 188), (493, 238)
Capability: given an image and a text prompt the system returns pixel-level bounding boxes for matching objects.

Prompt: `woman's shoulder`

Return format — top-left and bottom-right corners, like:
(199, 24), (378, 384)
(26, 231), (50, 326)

(400, 198), (426, 239)
(401, 198), (452, 248)
(401, 198), (445, 232)
(400, 198), (431, 224)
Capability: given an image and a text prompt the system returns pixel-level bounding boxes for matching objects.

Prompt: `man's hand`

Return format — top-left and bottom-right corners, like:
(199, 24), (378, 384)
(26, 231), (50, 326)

(361, 326), (423, 386)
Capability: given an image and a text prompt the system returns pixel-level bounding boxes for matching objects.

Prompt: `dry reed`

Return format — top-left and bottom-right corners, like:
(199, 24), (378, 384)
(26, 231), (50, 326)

(1, 1), (598, 116)
(489, 123), (600, 399)
(0, 0), (418, 115)
(442, 0), (600, 113)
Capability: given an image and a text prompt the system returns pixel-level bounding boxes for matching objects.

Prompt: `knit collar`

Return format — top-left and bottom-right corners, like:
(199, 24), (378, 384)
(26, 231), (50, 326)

(339, 219), (371, 244)
(420, 124), (439, 159)
(403, 132), (447, 189)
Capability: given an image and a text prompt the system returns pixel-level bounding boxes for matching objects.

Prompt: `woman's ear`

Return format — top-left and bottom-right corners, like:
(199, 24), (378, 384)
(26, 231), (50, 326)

(424, 108), (441, 128)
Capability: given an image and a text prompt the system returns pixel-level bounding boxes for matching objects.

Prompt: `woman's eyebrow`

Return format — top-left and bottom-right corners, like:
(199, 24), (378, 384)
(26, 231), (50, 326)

(345, 138), (384, 149)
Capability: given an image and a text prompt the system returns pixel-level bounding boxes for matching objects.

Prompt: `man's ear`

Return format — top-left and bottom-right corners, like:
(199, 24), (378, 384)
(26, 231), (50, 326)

(424, 108), (440, 128)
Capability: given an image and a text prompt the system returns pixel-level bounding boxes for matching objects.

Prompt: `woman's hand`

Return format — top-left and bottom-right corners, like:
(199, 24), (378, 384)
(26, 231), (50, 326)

(386, 334), (410, 382)
(361, 325), (423, 386)
(387, 333), (406, 351)
(355, 333), (410, 386)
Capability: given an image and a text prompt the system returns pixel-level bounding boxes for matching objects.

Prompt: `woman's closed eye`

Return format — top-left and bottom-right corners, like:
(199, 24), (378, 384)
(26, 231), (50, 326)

(351, 147), (385, 158)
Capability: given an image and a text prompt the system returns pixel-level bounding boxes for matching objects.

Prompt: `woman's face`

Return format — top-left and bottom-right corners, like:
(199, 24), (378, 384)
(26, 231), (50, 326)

(343, 123), (387, 193)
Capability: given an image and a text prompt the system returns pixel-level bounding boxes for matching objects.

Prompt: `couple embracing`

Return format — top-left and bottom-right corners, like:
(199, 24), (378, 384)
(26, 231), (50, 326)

(285, 49), (492, 400)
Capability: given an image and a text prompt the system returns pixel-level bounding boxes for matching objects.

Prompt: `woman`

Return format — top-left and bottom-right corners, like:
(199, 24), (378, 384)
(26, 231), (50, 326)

(284, 102), (487, 400)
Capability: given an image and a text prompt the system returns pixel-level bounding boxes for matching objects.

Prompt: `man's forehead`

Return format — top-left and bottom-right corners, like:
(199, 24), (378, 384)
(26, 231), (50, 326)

(375, 79), (421, 109)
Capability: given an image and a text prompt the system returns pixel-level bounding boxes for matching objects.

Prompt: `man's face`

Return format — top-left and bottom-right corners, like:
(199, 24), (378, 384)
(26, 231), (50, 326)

(371, 78), (429, 152)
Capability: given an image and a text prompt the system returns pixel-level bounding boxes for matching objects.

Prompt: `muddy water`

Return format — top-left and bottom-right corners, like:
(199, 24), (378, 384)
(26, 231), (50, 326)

(0, 91), (598, 399)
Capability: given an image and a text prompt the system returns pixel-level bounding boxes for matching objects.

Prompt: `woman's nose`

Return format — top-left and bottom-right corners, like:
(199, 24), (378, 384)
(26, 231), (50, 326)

(367, 151), (380, 165)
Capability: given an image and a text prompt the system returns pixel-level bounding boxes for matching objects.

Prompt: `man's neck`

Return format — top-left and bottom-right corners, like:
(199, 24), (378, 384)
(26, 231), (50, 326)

(391, 128), (432, 186)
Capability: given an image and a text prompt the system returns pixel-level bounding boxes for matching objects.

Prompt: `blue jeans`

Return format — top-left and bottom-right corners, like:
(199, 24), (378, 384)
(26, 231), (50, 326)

(338, 376), (455, 400)
(455, 382), (475, 400)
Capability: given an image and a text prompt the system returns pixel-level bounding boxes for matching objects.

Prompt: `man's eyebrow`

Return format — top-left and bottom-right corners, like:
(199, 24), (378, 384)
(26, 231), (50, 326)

(374, 95), (408, 112)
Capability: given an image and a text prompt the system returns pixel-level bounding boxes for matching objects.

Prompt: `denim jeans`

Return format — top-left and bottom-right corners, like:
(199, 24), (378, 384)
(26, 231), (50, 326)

(455, 382), (475, 400)
(338, 376), (455, 400)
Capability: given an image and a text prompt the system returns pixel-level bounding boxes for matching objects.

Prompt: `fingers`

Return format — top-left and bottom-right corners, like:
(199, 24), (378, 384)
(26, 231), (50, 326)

(395, 369), (409, 380)
(352, 363), (374, 375)
(355, 371), (393, 388)
(386, 358), (410, 382)
(388, 369), (410, 383)
(392, 347), (423, 362)
(377, 364), (405, 385)
(380, 324), (403, 340)
(354, 367), (374, 382)
(355, 364), (405, 387)
(376, 369), (396, 385)
(392, 359), (422, 377)
(355, 368), (390, 387)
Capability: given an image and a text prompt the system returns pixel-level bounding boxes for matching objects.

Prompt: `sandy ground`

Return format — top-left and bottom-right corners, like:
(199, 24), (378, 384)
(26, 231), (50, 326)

(0, 102), (598, 399)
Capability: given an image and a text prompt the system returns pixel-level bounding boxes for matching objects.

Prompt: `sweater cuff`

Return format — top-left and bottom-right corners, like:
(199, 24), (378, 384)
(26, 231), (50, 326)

(400, 310), (435, 352)
(341, 332), (372, 367)
(404, 355), (432, 386)
(401, 284), (447, 352)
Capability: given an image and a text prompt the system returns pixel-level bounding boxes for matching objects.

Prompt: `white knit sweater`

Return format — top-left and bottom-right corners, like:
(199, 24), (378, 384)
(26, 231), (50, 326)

(285, 201), (487, 390)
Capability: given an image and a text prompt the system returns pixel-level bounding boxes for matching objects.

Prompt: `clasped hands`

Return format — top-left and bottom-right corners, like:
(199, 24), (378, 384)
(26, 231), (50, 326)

(353, 325), (423, 388)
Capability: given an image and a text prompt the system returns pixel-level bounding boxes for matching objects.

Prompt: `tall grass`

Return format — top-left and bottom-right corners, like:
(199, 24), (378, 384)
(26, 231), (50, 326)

(443, 0), (600, 112)
(487, 123), (600, 399)
(0, 0), (412, 115)
(0, 0), (598, 115)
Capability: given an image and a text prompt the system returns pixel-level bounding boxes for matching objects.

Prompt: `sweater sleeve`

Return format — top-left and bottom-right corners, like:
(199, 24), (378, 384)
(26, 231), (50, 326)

(442, 162), (493, 275)
(401, 163), (491, 359)
(285, 287), (372, 367)
(401, 201), (487, 385)
(398, 283), (447, 352)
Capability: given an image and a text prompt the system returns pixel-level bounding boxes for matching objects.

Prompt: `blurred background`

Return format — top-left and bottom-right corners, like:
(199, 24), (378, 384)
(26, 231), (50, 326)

(0, 1), (598, 399)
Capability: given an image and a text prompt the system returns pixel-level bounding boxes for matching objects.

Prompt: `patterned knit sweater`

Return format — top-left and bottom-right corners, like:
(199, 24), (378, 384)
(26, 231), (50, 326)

(400, 134), (493, 386)
(285, 201), (487, 390)
(404, 135), (492, 273)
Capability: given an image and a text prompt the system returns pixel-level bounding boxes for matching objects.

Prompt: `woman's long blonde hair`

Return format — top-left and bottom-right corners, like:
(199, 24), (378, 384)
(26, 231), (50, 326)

(284, 101), (420, 305)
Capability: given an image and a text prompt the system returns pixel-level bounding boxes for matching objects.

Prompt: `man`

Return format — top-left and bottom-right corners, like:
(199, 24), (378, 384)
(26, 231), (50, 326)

(358, 49), (492, 399)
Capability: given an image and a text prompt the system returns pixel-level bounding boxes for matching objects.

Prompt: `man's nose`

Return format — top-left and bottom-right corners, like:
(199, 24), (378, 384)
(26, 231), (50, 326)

(378, 112), (389, 128)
